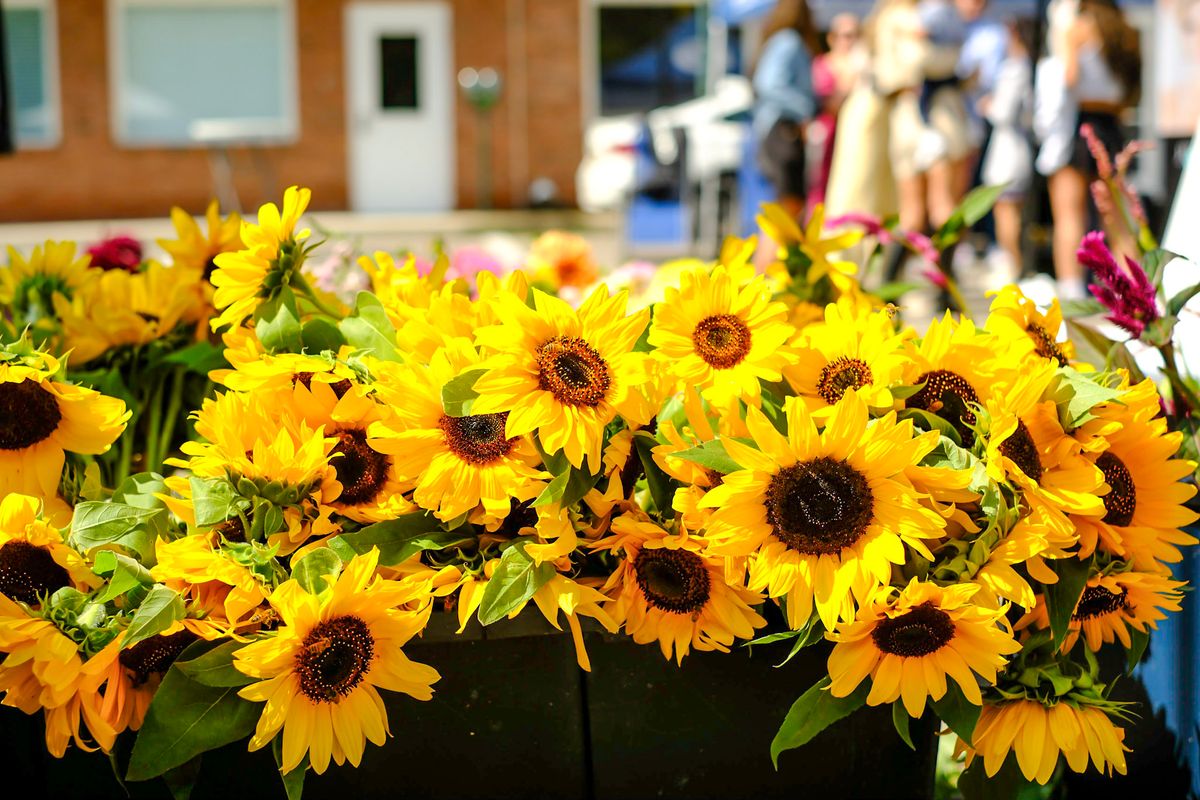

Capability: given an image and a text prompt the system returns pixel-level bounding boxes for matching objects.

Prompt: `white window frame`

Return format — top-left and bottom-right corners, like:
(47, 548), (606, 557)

(5, 0), (62, 149)
(581, 0), (702, 125)
(106, 0), (299, 148)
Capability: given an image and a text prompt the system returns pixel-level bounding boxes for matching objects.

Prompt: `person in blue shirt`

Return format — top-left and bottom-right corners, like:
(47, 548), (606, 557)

(956, 0), (1009, 195)
(753, 0), (820, 224)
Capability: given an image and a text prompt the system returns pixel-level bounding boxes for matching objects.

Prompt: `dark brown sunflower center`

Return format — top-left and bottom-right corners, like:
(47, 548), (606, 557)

(703, 468), (726, 489)
(120, 630), (197, 688)
(764, 457), (874, 555)
(332, 429), (390, 506)
(296, 615), (375, 703)
(692, 314), (752, 369)
(1097, 452), (1136, 527)
(499, 498), (539, 536)
(1000, 419), (1043, 483)
(0, 540), (70, 604)
(536, 336), (611, 408)
(438, 412), (515, 465)
(1073, 585), (1130, 620)
(633, 547), (711, 614)
(871, 602), (956, 657)
(215, 516), (246, 543)
(294, 371), (353, 399)
(906, 370), (980, 446)
(1026, 323), (1069, 367)
(0, 379), (62, 451)
(203, 256), (219, 282)
(817, 356), (873, 405)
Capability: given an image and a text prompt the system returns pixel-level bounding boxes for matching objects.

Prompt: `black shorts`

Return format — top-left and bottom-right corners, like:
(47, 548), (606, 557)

(1071, 111), (1124, 177)
(758, 119), (807, 199)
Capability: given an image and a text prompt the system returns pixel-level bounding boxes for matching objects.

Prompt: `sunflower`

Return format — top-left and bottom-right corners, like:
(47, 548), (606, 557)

(1073, 379), (1198, 568)
(648, 263), (796, 407)
(0, 593), (118, 757)
(756, 203), (861, 288)
(900, 313), (1007, 447)
(0, 347), (130, 503)
(210, 185), (312, 331)
(963, 699), (1128, 784)
(1017, 569), (1185, 652)
(157, 199), (244, 280)
(369, 341), (546, 523)
(827, 579), (1019, 717)
(983, 361), (1106, 537)
(785, 303), (912, 415)
(215, 349), (361, 396)
(984, 285), (1075, 368)
(972, 513), (1077, 610)
(94, 627), (203, 734)
(0, 493), (96, 604)
(360, 251), (441, 328)
(55, 260), (208, 364)
(288, 380), (415, 523)
(592, 514), (765, 663)
(471, 285), (655, 471)
(701, 393), (948, 629)
(0, 241), (97, 328)
(151, 534), (271, 632)
(234, 550), (439, 774)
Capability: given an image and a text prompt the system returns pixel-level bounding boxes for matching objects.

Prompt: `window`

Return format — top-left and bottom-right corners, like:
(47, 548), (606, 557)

(379, 36), (419, 110)
(2, 0), (60, 148)
(597, 4), (701, 116)
(109, 0), (297, 146)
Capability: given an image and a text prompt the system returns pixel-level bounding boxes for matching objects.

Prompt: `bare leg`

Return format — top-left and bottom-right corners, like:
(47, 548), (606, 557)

(993, 198), (1024, 277)
(1048, 167), (1089, 298)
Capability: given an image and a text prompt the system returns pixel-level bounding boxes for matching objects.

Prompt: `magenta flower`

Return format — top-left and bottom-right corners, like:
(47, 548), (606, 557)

(86, 235), (142, 272)
(1080, 124), (1114, 180)
(1076, 231), (1159, 338)
(827, 212), (941, 267)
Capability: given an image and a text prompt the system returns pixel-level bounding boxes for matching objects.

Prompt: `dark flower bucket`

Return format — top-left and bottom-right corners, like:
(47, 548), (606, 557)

(0, 614), (937, 799)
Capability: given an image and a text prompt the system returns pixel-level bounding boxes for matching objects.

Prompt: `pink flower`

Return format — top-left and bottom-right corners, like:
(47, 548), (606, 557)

(1080, 123), (1113, 180)
(827, 212), (940, 265)
(1076, 231), (1159, 338)
(86, 235), (142, 272)
(447, 246), (504, 281)
(921, 267), (948, 289)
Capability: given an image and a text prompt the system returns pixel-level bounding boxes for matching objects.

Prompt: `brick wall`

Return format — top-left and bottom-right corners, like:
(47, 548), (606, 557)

(0, 0), (582, 222)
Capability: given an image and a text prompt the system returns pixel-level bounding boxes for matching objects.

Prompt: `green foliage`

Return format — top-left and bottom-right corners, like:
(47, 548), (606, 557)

(1045, 556), (1093, 651)
(164, 341), (228, 375)
(892, 702), (915, 750)
(634, 432), (674, 514)
(300, 318), (347, 352)
(69, 500), (166, 565)
(441, 369), (487, 416)
(328, 513), (471, 566)
(931, 681), (981, 746)
(255, 287), (304, 353)
(126, 665), (260, 782)
(1051, 369), (1122, 429)
(190, 476), (252, 528)
(770, 676), (869, 768)
(291, 547), (343, 594)
(338, 292), (399, 361)
(477, 542), (555, 626)
(92, 550), (154, 604)
(122, 584), (186, 649)
(174, 640), (255, 689)
(933, 184), (1007, 249)
(671, 438), (745, 474)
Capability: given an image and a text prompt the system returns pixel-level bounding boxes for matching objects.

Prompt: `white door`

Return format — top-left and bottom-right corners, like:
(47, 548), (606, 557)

(345, 3), (455, 211)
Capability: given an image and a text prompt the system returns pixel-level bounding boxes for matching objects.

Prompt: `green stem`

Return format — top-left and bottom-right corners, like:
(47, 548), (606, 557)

(157, 368), (186, 471)
(942, 272), (970, 316)
(144, 378), (164, 477)
(292, 274), (343, 319)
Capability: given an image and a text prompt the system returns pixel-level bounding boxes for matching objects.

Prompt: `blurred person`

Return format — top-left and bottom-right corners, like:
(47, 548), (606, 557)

(980, 18), (1036, 282)
(1157, 0), (1200, 136)
(809, 14), (867, 206)
(1036, 0), (1140, 300)
(874, 0), (970, 296)
(956, 0), (1008, 195)
(753, 0), (821, 227)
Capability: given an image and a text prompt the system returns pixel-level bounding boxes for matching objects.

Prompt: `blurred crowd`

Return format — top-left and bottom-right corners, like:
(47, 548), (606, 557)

(752, 0), (1143, 301)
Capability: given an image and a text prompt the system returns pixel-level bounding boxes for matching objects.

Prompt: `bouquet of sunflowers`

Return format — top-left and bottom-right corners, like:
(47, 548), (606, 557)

(0, 184), (1196, 799)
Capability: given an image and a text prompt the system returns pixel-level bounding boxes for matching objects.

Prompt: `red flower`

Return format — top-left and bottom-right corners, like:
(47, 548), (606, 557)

(86, 235), (142, 272)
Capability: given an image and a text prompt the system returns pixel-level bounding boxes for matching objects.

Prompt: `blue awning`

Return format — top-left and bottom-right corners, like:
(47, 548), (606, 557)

(710, 0), (775, 24)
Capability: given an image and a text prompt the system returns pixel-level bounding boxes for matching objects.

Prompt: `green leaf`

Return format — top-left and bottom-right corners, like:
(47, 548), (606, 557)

(161, 756), (202, 800)
(931, 680), (981, 745)
(113, 472), (169, 510)
(441, 369), (486, 417)
(70, 501), (165, 564)
(635, 434), (674, 513)
(126, 667), (260, 781)
(532, 465), (600, 509)
(93, 551), (155, 603)
(175, 640), (255, 688)
(774, 615), (825, 668)
(273, 738), (307, 800)
(1140, 248), (1177, 289)
(770, 676), (869, 768)
(1141, 315), (1178, 348)
(123, 585), (186, 649)
(1060, 298), (1106, 318)
(255, 286), (304, 353)
(338, 292), (399, 361)
(892, 702), (915, 750)
(933, 184), (1006, 248)
(190, 477), (251, 528)
(672, 438), (744, 474)
(477, 542), (555, 626)
(291, 547), (343, 595)
(1126, 627), (1150, 674)
(1051, 369), (1122, 430)
(1045, 555), (1093, 651)
(301, 317), (347, 353)
(329, 513), (468, 566)
(164, 341), (228, 375)
(898, 408), (962, 446)
(1167, 282), (1200, 316)
(959, 753), (1038, 800)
